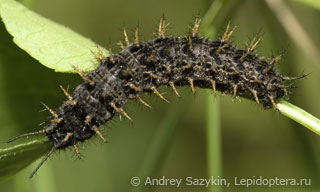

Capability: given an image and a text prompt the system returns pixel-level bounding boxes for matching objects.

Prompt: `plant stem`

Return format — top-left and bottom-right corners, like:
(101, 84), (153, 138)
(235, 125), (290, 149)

(277, 100), (320, 136)
(206, 94), (222, 192)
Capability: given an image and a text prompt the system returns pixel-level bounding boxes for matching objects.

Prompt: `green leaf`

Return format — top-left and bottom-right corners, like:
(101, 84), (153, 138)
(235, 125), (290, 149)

(291, 0), (320, 10)
(0, 139), (50, 182)
(0, 6), (81, 181)
(0, 0), (108, 72)
(277, 100), (320, 136)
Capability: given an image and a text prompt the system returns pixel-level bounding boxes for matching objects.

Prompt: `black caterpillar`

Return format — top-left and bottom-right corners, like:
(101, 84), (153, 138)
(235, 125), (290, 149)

(8, 18), (300, 178)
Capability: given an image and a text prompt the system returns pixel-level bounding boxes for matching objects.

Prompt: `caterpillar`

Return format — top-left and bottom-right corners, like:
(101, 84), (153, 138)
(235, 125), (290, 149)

(7, 17), (301, 178)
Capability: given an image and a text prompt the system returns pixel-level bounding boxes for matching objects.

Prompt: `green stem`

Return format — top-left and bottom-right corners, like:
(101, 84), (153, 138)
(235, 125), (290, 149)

(277, 100), (320, 136)
(206, 94), (222, 192)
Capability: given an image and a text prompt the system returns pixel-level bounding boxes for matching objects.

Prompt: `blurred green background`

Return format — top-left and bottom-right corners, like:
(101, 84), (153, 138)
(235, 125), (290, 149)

(1, 0), (320, 191)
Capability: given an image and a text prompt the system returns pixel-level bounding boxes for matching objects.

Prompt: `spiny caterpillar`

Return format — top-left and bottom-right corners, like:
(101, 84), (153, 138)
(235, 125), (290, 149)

(7, 17), (302, 178)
